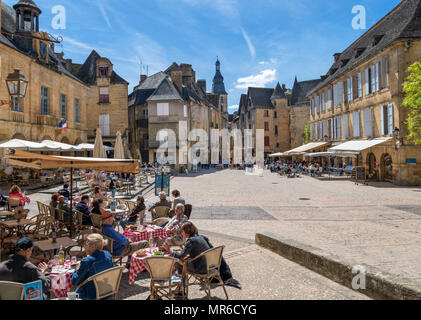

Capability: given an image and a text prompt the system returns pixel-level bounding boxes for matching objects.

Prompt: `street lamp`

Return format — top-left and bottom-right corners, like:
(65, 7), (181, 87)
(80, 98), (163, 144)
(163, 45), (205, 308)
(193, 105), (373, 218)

(393, 127), (400, 139)
(0, 69), (29, 107)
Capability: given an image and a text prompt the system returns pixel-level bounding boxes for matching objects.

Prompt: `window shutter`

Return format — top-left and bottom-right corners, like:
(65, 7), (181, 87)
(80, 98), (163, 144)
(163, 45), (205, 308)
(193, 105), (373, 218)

(337, 117), (341, 139)
(365, 69), (369, 96)
(380, 106), (385, 135)
(310, 124), (313, 140)
(342, 114), (349, 139)
(388, 104), (394, 134)
(327, 89), (332, 110)
(376, 62), (380, 92)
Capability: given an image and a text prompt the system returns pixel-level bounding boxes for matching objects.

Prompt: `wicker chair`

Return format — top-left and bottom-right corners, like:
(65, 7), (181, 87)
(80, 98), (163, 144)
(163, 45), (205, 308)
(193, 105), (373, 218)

(143, 257), (184, 300)
(8, 197), (21, 210)
(0, 281), (25, 300)
(183, 246), (229, 300)
(102, 234), (129, 266)
(151, 206), (170, 221)
(27, 216), (54, 241)
(72, 266), (125, 300)
(90, 214), (102, 233)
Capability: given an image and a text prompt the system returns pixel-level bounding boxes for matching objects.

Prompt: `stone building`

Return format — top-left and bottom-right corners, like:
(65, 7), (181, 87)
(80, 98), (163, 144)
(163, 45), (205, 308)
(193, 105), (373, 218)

(128, 60), (228, 168)
(0, 0), (128, 154)
(307, 0), (421, 186)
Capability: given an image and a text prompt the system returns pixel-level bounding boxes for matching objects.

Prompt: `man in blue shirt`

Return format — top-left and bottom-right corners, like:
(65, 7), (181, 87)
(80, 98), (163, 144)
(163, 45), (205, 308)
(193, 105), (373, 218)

(101, 212), (148, 258)
(75, 195), (92, 226)
(71, 234), (114, 300)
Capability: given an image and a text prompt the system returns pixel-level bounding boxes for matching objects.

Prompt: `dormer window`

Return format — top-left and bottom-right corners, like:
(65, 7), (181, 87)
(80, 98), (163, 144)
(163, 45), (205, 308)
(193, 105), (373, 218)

(330, 68), (338, 76)
(355, 48), (366, 58)
(98, 66), (109, 78)
(40, 42), (47, 59)
(341, 59), (350, 67)
(372, 35), (384, 46)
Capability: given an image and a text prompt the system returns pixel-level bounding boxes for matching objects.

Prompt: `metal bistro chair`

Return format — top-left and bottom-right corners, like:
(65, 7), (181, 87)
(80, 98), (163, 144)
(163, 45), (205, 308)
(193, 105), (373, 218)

(0, 281), (25, 300)
(143, 257), (184, 300)
(90, 214), (103, 233)
(183, 246), (229, 300)
(72, 266), (125, 300)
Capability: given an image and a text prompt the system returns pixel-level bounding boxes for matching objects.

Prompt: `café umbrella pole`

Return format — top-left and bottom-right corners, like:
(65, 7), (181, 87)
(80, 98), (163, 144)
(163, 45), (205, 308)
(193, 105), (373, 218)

(70, 165), (73, 238)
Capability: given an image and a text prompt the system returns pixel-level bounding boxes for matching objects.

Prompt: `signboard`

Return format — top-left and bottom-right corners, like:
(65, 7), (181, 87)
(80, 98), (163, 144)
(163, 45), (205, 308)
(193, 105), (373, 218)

(406, 158), (417, 165)
(355, 166), (366, 184)
(24, 280), (43, 300)
(155, 173), (170, 196)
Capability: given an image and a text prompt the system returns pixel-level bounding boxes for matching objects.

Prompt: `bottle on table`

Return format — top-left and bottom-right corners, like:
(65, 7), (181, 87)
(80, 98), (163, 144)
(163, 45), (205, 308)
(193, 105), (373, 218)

(58, 245), (65, 265)
(51, 227), (57, 243)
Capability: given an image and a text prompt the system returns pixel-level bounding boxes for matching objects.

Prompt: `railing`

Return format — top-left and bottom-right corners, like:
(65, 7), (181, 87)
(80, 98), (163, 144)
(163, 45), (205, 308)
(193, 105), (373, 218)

(35, 114), (59, 127)
(11, 111), (24, 123)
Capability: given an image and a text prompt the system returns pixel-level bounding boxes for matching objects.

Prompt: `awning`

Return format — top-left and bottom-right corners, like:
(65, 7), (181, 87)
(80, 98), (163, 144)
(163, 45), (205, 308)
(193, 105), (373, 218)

(284, 142), (330, 156)
(41, 140), (77, 152)
(0, 139), (57, 151)
(269, 152), (284, 158)
(329, 138), (393, 155)
(76, 143), (114, 152)
(6, 150), (139, 173)
(304, 152), (334, 158)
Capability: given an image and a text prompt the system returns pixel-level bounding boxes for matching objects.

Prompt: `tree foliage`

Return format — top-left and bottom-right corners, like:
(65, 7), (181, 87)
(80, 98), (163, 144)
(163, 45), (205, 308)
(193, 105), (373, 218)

(403, 62), (421, 145)
(303, 122), (311, 145)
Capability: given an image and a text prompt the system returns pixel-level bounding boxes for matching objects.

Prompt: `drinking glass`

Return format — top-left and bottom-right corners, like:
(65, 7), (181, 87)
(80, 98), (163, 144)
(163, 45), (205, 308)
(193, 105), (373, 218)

(71, 256), (77, 265)
(65, 255), (71, 263)
(54, 255), (60, 265)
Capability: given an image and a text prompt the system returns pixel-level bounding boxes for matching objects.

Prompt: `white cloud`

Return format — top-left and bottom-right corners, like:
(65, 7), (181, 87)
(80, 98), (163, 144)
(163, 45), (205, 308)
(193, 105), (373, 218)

(132, 32), (168, 75)
(235, 69), (277, 89)
(228, 105), (239, 112)
(96, 0), (112, 29)
(241, 28), (256, 59)
(259, 61), (267, 65)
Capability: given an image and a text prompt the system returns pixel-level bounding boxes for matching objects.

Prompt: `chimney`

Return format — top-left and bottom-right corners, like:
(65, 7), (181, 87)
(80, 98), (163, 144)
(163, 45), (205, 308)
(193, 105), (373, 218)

(140, 74), (147, 85)
(333, 53), (341, 62)
(170, 70), (183, 92)
(282, 84), (286, 91)
(197, 79), (207, 93)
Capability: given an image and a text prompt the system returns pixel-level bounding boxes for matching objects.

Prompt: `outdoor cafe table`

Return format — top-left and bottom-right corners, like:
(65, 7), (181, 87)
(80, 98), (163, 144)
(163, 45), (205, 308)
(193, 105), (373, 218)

(123, 225), (168, 243)
(0, 211), (16, 219)
(50, 262), (77, 298)
(129, 248), (172, 285)
(37, 237), (77, 260)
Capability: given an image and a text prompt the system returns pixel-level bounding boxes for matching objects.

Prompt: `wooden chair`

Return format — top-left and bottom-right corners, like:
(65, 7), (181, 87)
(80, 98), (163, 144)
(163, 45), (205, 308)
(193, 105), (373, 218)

(65, 238), (86, 259)
(102, 234), (133, 266)
(143, 257), (184, 300)
(72, 266), (125, 300)
(183, 246), (229, 300)
(27, 216), (54, 241)
(151, 206), (170, 221)
(0, 281), (25, 300)
(74, 211), (92, 237)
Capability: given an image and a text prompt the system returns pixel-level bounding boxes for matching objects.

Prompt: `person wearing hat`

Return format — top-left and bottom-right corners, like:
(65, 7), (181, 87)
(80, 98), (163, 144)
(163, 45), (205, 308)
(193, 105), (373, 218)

(0, 237), (51, 299)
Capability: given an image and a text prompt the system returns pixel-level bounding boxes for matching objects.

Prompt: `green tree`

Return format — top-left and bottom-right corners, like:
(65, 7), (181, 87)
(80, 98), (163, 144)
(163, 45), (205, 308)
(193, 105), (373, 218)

(303, 122), (311, 145)
(402, 62), (421, 145)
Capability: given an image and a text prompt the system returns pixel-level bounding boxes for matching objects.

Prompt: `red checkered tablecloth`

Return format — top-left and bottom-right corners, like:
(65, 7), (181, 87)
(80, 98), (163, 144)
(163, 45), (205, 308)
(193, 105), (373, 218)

(50, 267), (74, 298)
(123, 227), (168, 242)
(129, 248), (172, 285)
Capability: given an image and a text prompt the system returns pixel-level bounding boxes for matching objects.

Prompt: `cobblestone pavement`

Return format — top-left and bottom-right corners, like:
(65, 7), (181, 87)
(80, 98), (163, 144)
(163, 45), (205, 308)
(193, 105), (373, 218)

(156, 169), (421, 294)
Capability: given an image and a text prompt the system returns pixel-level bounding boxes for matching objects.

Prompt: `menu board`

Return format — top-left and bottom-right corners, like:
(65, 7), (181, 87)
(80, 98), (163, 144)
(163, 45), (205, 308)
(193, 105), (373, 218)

(24, 280), (43, 300)
(155, 174), (170, 196)
(355, 166), (366, 183)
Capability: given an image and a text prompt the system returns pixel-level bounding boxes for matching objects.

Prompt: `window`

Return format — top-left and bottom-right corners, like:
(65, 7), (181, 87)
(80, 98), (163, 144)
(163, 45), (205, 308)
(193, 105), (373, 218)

(264, 136), (270, 147)
(274, 111), (277, 118)
(142, 109), (148, 120)
(60, 94), (66, 118)
(347, 77), (353, 102)
(12, 96), (22, 112)
(264, 110), (269, 117)
(363, 108), (373, 137)
(99, 87), (110, 103)
(311, 98), (315, 116)
(264, 122), (269, 131)
(315, 121), (319, 140)
(352, 111), (360, 137)
(331, 118), (335, 139)
(323, 120), (328, 138)
(99, 114), (110, 136)
(98, 66), (109, 78)
(356, 72), (363, 98)
(336, 117), (341, 139)
(183, 105), (188, 118)
(342, 114), (349, 139)
(333, 82), (344, 107)
(321, 93), (325, 112)
(158, 130), (169, 148)
(275, 125), (278, 136)
(380, 56), (389, 89)
(381, 104), (394, 135)
(157, 103), (169, 116)
(41, 86), (49, 114)
(40, 42), (47, 59)
(327, 89), (332, 110)
(310, 124), (314, 140)
(366, 62), (380, 95)
(74, 99), (80, 123)
(316, 95), (320, 113)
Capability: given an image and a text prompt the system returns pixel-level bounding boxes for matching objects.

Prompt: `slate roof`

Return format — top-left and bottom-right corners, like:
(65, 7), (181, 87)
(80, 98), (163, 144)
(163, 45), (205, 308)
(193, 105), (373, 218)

(137, 72), (168, 90)
(147, 78), (183, 102)
(308, 0), (421, 95)
(76, 50), (128, 86)
(212, 59), (227, 95)
(14, 0), (41, 12)
(271, 82), (286, 99)
(291, 78), (322, 105)
(248, 87), (275, 109)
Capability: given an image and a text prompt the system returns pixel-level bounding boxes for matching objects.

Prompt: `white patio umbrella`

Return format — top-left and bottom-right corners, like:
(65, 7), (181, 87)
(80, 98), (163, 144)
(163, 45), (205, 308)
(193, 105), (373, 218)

(41, 140), (77, 152)
(114, 131), (125, 159)
(0, 139), (57, 151)
(93, 128), (106, 159)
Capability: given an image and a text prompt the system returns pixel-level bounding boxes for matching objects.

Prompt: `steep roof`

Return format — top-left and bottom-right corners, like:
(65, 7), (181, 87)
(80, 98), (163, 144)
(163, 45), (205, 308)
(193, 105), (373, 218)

(271, 82), (287, 99)
(248, 87), (275, 109)
(238, 94), (248, 115)
(147, 78), (183, 102)
(212, 59), (227, 95)
(137, 72), (168, 90)
(309, 0), (421, 95)
(291, 78), (322, 105)
(76, 50), (128, 86)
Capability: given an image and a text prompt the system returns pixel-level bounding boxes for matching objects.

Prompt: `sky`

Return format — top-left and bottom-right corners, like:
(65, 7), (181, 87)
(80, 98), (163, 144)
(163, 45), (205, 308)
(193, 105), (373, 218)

(4, 0), (403, 113)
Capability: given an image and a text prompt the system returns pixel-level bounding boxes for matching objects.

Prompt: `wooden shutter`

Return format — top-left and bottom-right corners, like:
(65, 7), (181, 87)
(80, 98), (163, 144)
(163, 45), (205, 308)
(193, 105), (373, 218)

(365, 69), (370, 96)
(342, 114), (349, 139)
(380, 106), (385, 135)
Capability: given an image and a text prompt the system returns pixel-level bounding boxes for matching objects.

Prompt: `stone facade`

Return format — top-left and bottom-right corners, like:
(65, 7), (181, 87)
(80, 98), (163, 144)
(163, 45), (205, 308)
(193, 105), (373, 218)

(307, 0), (421, 185)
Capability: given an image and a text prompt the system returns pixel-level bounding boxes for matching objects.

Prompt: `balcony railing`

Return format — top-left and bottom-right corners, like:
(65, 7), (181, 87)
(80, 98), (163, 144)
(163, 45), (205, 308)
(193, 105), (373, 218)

(11, 111), (24, 123)
(35, 114), (59, 127)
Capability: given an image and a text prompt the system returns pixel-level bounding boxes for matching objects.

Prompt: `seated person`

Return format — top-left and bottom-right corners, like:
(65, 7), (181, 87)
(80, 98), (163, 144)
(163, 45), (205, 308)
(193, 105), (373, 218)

(75, 195), (92, 226)
(162, 222), (210, 275)
(101, 212), (148, 260)
(9, 185), (30, 207)
(169, 190), (185, 216)
(71, 234), (114, 300)
(148, 192), (172, 213)
(0, 238), (50, 299)
(156, 204), (188, 247)
(93, 187), (106, 201)
(120, 196), (146, 229)
(50, 193), (60, 219)
(58, 184), (70, 200)
(58, 196), (75, 224)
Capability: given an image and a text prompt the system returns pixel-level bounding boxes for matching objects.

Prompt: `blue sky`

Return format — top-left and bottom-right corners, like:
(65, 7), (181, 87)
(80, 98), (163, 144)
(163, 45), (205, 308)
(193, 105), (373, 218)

(4, 0), (402, 112)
